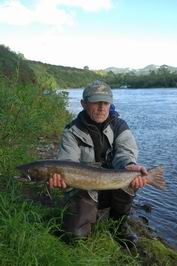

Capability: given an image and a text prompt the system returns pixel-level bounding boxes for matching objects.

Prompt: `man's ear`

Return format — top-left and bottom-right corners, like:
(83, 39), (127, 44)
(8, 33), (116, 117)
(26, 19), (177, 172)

(81, 99), (86, 109)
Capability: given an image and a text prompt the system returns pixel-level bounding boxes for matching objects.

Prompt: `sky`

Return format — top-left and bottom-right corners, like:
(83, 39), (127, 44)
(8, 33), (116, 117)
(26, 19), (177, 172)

(0, 0), (177, 70)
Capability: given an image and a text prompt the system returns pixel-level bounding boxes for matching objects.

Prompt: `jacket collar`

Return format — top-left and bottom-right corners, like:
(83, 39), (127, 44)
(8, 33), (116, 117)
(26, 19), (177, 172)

(69, 110), (118, 147)
(77, 110), (119, 132)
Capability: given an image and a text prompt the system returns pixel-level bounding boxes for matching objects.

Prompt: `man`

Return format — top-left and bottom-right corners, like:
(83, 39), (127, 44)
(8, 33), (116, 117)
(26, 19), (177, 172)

(49, 80), (148, 242)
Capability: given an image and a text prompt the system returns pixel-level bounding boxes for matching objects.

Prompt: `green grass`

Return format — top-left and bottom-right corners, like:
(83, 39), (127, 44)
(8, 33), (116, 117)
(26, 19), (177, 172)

(0, 192), (67, 265)
(0, 184), (141, 266)
(1, 183), (177, 266)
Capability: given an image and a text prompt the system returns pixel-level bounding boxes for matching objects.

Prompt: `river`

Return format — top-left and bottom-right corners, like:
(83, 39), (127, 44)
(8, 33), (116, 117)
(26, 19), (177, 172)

(63, 88), (177, 249)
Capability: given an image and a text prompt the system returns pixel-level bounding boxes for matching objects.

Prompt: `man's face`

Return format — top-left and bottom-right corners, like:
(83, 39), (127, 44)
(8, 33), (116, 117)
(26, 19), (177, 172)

(81, 100), (110, 123)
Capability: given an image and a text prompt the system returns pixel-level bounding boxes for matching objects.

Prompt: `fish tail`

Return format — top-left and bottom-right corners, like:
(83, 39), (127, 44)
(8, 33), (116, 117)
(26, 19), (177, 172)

(146, 165), (165, 190)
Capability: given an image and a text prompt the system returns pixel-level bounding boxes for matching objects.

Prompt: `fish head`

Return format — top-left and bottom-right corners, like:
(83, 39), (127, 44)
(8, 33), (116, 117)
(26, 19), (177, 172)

(14, 173), (32, 182)
(28, 166), (49, 181)
(16, 164), (49, 182)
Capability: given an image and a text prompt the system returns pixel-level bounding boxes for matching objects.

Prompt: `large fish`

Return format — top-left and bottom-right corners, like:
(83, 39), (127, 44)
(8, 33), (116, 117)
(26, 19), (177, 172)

(16, 160), (165, 193)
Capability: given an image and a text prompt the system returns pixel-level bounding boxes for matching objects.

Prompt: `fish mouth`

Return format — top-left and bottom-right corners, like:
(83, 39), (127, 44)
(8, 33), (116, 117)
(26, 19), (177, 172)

(14, 172), (31, 182)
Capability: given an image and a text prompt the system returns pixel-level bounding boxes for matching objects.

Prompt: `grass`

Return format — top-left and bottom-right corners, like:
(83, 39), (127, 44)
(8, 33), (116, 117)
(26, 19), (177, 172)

(5, 180), (176, 266)
(0, 184), (142, 266)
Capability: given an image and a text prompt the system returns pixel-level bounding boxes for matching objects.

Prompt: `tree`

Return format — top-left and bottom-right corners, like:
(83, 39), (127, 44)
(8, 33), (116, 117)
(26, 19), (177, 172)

(84, 66), (89, 70)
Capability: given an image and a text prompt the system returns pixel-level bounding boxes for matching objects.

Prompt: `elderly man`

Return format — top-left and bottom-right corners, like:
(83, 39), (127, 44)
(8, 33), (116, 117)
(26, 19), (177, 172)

(49, 80), (147, 243)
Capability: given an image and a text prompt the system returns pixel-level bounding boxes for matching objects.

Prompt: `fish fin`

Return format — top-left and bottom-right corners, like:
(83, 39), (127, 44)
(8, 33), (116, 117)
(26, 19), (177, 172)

(146, 165), (166, 190)
(121, 186), (135, 196)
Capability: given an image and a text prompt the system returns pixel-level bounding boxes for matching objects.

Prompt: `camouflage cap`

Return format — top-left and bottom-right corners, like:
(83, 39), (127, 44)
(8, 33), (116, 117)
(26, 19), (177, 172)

(83, 80), (113, 103)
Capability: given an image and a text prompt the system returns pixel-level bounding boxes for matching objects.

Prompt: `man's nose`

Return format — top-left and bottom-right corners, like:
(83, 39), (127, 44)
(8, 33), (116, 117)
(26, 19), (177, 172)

(98, 102), (105, 110)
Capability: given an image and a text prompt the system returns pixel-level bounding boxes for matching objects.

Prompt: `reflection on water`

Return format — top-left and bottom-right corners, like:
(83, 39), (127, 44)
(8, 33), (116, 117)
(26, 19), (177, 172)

(65, 88), (177, 249)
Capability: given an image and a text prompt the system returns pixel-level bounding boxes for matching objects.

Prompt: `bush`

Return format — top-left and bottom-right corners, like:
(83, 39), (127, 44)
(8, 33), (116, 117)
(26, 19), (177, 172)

(0, 81), (71, 179)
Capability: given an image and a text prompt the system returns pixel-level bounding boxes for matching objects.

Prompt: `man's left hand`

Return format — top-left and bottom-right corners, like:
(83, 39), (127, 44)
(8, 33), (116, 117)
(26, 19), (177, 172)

(125, 164), (148, 190)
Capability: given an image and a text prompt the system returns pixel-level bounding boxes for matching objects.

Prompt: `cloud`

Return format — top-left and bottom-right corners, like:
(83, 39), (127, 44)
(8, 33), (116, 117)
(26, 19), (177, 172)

(0, 0), (74, 26)
(0, 0), (33, 25)
(57, 0), (112, 12)
(0, 0), (112, 27)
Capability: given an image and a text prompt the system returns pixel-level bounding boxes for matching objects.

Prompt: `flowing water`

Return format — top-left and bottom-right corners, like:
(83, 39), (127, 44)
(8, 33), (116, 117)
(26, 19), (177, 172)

(63, 88), (177, 249)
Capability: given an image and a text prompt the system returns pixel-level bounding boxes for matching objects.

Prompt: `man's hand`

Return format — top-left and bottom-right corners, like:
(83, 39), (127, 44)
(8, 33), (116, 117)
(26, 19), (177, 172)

(48, 173), (67, 189)
(125, 164), (148, 190)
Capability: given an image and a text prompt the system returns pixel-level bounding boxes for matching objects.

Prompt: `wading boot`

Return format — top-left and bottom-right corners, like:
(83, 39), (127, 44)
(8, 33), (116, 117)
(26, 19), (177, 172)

(115, 220), (138, 249)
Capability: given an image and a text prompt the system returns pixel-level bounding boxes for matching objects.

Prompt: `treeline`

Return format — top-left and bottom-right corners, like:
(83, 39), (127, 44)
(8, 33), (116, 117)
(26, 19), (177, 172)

(102, 68), (177, 88)
(27, 60), (101, 89)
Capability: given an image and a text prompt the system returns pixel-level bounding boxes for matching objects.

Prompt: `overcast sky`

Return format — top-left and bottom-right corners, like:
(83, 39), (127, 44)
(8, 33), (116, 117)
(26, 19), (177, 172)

(0, 0), (177, 70)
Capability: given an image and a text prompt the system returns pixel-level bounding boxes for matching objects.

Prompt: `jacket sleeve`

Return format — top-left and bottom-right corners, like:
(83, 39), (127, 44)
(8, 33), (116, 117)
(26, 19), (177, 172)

(57, 128), (81, 162)
(112, 129), (138, 169)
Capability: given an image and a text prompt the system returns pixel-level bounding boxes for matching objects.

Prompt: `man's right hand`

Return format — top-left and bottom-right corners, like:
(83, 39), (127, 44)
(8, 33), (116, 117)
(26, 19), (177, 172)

(48, 173), (67, 189)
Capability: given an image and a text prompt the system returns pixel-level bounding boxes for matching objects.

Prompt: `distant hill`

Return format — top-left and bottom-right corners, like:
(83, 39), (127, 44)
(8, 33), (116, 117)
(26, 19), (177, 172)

(104, 64), (177, 75)
(0, 44), (101, 88)
(104, 67), (134, 74)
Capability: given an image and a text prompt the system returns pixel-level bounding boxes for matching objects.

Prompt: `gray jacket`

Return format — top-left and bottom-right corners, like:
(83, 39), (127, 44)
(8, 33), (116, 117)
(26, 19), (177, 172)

(58, 111), (138, 169)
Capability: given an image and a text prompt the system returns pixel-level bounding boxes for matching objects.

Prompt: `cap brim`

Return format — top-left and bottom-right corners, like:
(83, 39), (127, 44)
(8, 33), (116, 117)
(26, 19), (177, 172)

(86, 94), (112, 103)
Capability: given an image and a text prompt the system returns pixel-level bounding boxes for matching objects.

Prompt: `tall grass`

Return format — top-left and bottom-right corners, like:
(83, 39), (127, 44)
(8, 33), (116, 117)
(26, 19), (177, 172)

(0, 186), (141, 266)
(0, 189), (70, 266)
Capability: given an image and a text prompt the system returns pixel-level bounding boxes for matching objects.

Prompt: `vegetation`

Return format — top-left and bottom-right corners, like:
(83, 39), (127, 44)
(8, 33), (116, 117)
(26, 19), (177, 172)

(27, 60), (101, 89)
(0, 45), (36, 85)
(1, 44), (177, 265)
(0, 82), (71, 177)
(102, 68), (177, 88)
